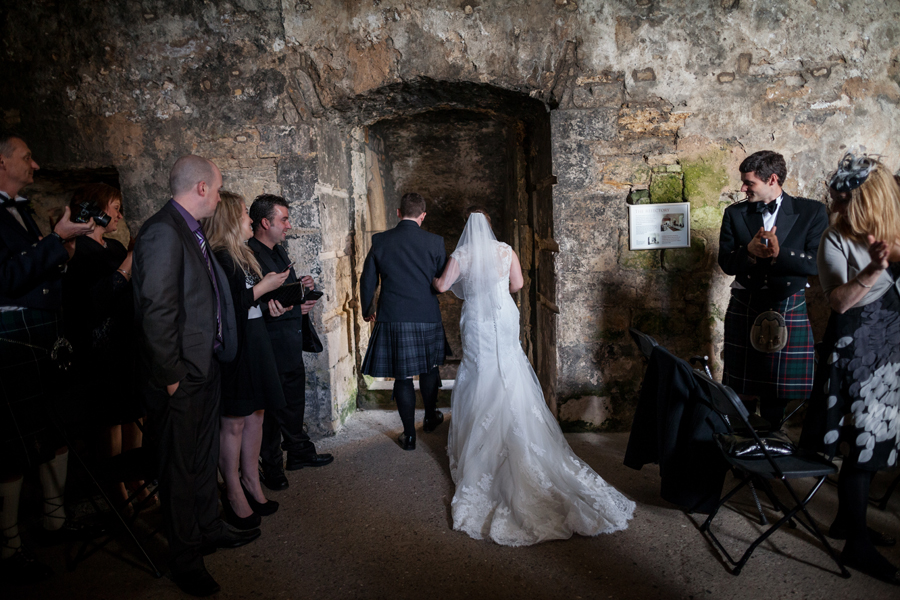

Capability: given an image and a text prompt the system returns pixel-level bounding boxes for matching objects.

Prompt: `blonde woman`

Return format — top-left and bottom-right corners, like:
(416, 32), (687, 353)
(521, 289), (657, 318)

(801, 155), (900, 585)
(204, 191), (288, 529)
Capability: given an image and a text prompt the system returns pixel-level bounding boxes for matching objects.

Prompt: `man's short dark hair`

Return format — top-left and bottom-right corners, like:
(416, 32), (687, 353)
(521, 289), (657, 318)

(399, 192), (426, 218)
(0, 132), (24, 157)
(739, 151), (787, 187)
(250, 194), (289, 231)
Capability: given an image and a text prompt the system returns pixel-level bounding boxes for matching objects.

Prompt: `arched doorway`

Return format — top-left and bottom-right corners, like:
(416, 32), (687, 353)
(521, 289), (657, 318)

(348, 80), (559, 414)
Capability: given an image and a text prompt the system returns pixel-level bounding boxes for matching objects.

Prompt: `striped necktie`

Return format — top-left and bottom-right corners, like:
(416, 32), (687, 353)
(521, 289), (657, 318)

(193, 229), (223, 344)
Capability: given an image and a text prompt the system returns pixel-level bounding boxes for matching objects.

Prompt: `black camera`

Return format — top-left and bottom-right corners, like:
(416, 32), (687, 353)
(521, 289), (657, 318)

(72, 202), (111, 228)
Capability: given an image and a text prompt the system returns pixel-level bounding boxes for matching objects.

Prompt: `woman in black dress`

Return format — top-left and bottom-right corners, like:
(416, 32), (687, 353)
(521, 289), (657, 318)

(801, 154), (900, 585)
(204, 191), (288, 529)
(62, 183), (145, 504)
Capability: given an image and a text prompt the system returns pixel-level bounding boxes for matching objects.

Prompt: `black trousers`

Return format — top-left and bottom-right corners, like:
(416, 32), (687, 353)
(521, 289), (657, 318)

(260, 360), (314, 469)
(144, 360), (224, 574)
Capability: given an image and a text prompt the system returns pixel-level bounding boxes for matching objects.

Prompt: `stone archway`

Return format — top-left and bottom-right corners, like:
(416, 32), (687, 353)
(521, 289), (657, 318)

(343, 80), (559, 413)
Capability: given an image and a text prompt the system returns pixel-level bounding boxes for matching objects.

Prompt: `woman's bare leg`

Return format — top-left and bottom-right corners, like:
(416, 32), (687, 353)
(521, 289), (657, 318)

(218, 415), (253, 518)
(239, 410), (267, 504)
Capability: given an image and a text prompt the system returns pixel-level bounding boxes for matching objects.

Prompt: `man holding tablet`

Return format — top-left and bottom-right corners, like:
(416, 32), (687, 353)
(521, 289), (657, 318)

(249, 194), (333, 492)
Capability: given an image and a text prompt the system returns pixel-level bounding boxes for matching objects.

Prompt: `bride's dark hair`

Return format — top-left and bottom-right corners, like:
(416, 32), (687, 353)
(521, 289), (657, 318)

(465, 205), (492, 226)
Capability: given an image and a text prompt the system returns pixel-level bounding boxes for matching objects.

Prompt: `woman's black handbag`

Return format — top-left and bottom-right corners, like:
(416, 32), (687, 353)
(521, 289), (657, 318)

(302, 314), (323, 353)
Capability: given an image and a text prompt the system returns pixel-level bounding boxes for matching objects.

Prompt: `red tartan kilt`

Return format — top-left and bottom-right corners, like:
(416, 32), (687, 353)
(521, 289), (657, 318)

(723, 290), (814, 399)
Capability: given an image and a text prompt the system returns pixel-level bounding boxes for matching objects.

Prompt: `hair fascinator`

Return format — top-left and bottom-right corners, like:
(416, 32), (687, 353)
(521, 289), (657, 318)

(829, 152), (877, 192)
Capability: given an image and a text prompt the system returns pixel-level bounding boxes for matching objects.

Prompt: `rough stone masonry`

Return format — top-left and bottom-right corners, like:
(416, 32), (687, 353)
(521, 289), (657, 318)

(2, 0), (898, 434)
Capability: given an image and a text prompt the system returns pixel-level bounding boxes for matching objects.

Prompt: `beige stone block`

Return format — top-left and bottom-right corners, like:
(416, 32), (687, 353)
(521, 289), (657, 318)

(559, 395), (612, 427)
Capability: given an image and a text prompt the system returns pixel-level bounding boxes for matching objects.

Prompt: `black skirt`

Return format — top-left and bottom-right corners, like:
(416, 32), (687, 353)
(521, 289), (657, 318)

(221, 317), (286, 417)
(801, 286), (900, 471)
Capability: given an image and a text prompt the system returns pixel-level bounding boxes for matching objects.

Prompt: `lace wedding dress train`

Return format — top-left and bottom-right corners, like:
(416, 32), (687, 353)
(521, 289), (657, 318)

(447, 232), (635, 547)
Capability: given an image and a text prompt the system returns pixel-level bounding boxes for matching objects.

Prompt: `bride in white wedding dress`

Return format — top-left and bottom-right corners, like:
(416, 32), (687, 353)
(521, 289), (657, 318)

(432, 210), (635, 546)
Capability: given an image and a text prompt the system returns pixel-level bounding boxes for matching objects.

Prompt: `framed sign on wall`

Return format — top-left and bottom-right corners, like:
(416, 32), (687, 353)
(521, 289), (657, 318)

(627, 202), (691, 250)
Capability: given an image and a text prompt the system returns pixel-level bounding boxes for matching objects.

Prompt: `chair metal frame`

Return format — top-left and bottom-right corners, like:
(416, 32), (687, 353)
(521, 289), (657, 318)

(627, 328), (776, 522)
(71, 445), (163, 577)
(50, 411), (164, 578)
(691, 369), (850, 578)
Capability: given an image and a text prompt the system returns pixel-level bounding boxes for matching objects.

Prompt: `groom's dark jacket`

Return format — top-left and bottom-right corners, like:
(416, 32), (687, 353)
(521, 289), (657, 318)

(718, 193), (827, 304)
(361, 219), (446, 323)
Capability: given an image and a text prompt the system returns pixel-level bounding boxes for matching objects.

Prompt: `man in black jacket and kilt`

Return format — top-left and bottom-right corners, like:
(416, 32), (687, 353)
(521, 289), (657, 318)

(718, 150), (828, 426)
(360, 193), (449, 451)
(0, 133), (96, 583)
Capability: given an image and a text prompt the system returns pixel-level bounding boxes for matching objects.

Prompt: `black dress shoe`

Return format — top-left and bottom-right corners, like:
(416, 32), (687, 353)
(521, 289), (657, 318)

(841, 550), (900, 585)
(423, 410), (444, 433)
(201, 527), (261, 555)
(397, 433), (416, 451)
(285, 453), (334, 470)
(241, 482), (279, 517)
(0, 547), (54, 584)
(829, 524), (897, 547)
(220, 496), (261, 530)
(260, 466), (289, 491)
(172, 566), (221, 597)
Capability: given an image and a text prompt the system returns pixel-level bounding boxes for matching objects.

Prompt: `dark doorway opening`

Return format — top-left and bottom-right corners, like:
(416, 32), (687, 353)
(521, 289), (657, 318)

(27, 168), (127, 246)
(353, 81), (558, 412)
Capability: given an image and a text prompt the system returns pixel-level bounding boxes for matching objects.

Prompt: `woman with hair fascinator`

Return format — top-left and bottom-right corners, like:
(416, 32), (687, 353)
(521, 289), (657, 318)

(801, 153), (900, 585)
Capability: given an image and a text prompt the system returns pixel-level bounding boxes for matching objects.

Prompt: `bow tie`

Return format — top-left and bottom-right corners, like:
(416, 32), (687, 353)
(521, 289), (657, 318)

(0, 195), (27, 208)
(754, 201), (778, 215)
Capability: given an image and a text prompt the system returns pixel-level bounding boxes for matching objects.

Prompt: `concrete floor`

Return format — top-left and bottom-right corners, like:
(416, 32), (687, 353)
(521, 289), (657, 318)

(5, 408), (899, 600)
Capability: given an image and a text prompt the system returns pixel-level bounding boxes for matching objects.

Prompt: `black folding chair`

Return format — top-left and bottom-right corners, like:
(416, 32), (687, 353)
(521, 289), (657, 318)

(629, 327), (714, 377)
(691, 370), (850, 578)
(71, 445), (163, 577)
(51, 412), (164, 578)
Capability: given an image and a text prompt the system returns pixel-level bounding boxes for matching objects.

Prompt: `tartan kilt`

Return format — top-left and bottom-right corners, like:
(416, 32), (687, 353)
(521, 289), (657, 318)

(0, 308), (66, 473)
(723, 290), (814, 399)
(361, 321), (449, 380)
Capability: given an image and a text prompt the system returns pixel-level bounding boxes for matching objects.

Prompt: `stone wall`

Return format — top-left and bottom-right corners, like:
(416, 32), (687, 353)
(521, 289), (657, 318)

(3, 0), (898, 433)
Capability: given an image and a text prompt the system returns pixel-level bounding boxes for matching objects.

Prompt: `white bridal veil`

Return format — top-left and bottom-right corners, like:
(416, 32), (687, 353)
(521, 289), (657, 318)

(450, 212), (506, 322)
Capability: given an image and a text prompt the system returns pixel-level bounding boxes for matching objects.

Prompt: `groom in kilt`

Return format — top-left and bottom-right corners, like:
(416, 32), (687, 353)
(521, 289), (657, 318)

(718, 150), (828, 426)
(360, 193), (449, 451)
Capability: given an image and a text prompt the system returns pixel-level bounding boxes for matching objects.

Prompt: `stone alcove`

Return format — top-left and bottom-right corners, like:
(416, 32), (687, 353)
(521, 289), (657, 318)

(27, 168), (127, 246)
(339, 80), (559, 411)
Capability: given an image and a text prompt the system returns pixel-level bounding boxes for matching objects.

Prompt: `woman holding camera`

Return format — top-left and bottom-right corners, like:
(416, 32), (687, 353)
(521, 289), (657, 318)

(801, 154), (900, 585)
(204, 191), (288, 529)
(62, 183), (145, 505)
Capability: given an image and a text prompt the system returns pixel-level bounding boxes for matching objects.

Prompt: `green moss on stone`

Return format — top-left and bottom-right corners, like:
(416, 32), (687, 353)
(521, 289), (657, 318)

(619, 246), (661, 270)
(632, 165), (652, 185)
(649, 173), (684, 204)
(662, 235), (707, 271)
(682, 152), (729, 208)
(340, 387), (358, 423)
(691, 205), (723, 230)
(628, 188), (650, 204)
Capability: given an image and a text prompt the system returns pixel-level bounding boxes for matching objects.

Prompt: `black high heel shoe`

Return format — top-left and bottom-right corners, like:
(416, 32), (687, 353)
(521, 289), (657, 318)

(221, 495), (261, 530)
(241, 482), (279, 517)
